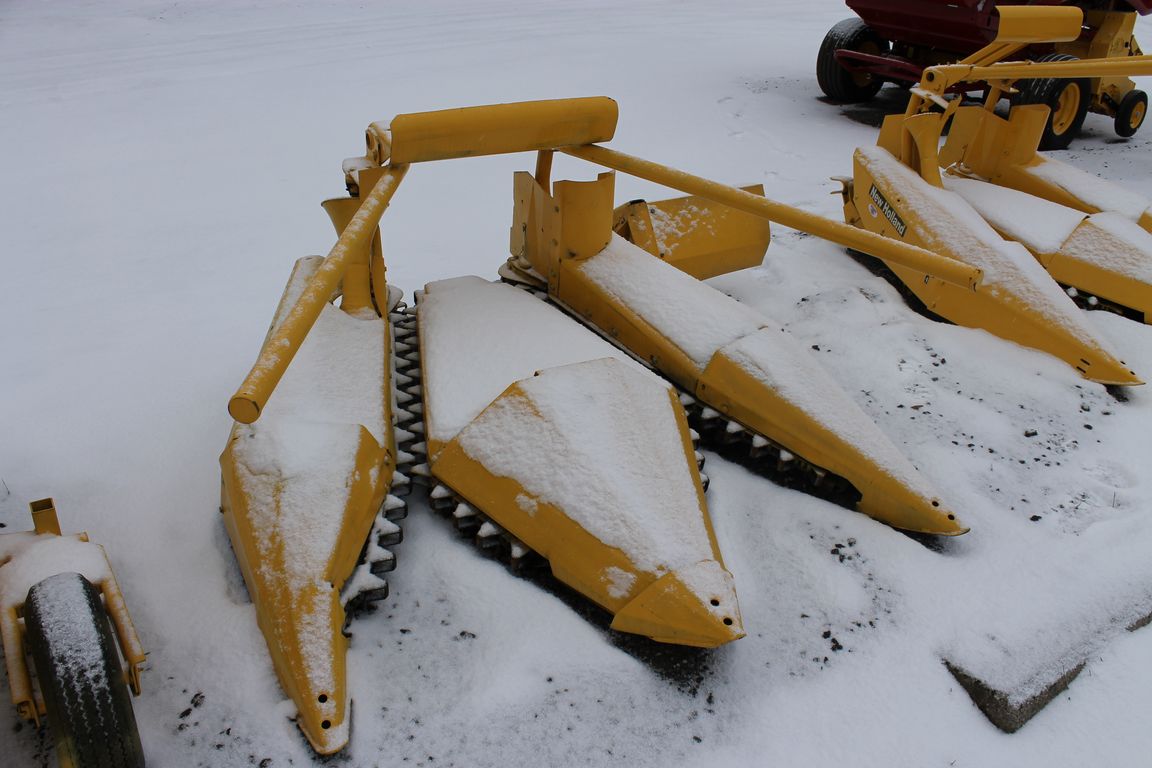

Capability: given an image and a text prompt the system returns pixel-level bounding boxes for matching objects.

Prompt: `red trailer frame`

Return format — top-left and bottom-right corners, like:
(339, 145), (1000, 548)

(834, 0), (1151, 86)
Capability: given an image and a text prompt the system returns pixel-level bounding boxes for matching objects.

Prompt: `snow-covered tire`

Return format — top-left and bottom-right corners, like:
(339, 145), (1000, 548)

(816, 18), (889, 103)
(24, 572), (145, 768)
(1016, 53), (1091, 150)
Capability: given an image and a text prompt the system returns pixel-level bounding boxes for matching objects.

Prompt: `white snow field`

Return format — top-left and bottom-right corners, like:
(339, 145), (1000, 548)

(3, 1), (1152, 766)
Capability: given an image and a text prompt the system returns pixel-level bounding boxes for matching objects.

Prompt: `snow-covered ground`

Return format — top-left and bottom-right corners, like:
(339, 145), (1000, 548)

(3, 1), (1152, 765)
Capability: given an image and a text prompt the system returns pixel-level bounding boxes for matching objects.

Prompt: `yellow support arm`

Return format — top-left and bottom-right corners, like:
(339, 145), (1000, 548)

(228, 164), (408, 423)
(562, 144), (982, 290)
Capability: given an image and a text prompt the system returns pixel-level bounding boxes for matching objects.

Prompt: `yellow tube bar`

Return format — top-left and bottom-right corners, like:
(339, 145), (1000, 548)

(927, 55), (1152, 92)
(228, 164), (409, 423)
(562, 144), (983, 289)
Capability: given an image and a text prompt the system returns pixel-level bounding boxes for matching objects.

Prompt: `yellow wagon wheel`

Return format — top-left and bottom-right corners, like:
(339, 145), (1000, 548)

(1115, 89), (1148, 138)
(1016, 53), (1092, 151)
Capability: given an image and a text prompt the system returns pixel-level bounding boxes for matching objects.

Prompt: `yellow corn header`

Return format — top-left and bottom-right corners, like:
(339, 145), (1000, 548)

(840, 5), (1150, 382)
(222, 69), (1152, 750)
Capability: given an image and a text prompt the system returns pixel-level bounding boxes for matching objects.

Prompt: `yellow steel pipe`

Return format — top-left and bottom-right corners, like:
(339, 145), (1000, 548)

(228, 164), (409, 424)
(562, 144), (982, 289)
(923, 55), (1152, 95)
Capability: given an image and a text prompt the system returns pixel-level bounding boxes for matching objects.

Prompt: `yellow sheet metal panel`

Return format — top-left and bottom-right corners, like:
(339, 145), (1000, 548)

(387, 97), (618, 164)
(220, 422), (388, 754)
(848, 148), (1142, 385)
(994, 6), (1083, 45)
(608, 562), (742, 648)
(556, 172), (616, 259)
(28, 498), (61, 536)
(943, 176), (1152, 323)
(427, 372), (743, 649)
(1040, 226), (1151, 320)
(614, 186), (772, 280)
(220, 245), (397, 753)
(698, 351), (965, 535)
(557, 257), (707, 385)
(546, 223), (965, 535)
(510, 171), (563, 287)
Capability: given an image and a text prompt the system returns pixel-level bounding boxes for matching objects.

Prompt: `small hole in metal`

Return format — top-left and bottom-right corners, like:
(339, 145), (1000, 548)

(321, 720), (331, 730)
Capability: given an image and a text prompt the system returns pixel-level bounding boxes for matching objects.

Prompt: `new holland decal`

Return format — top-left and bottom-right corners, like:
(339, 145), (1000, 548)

(868, 184), (907, 237)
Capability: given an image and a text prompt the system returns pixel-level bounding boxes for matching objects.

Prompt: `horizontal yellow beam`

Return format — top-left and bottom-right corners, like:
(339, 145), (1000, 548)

(562, 144), (982, 290)
(227, 164), (409, 423)
(387, 97), (618, 164)
(927, 55), (1152, 92)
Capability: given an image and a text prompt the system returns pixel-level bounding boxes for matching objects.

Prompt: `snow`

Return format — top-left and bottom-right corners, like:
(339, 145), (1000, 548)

(944, 175), (1152, 290)
(1027, 154), (1152, 221)
(577, 234), (768, 369)
(0, 537), (112, 611)
(260, 301), (388, 447)
(943, 175), (1086, 254)
(418, 276), (649, 445)
(1063, 212), (1152, 285)
(3, 1), (1152, 766)
(454, 357), (712, 576)
(861, 145), (1122, 351)
(720, 328), (939, 500)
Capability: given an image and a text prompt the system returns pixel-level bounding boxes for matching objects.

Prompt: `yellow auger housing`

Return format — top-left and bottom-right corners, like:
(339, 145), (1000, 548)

(221, 172), (406, 753)
(506, 170), (965, 536)
(943, 174), (1152, 323)
(336, 97), (970, 536)
(225, 95), (993, 755)
(417, 277), (743, 647)
(840, 5), (1143, 384)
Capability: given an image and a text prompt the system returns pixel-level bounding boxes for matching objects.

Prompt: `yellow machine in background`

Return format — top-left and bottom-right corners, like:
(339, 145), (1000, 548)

(840, 5), (1152, 381)
(819, 0), (1151, 148)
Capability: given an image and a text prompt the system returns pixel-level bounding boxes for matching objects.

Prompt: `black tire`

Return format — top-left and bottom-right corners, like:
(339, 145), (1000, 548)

(817, 18), (890, 103)
(1016, 53), (1092, 150)
(24, 572), (145, 768)
(1115, 88), (1147, 138)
